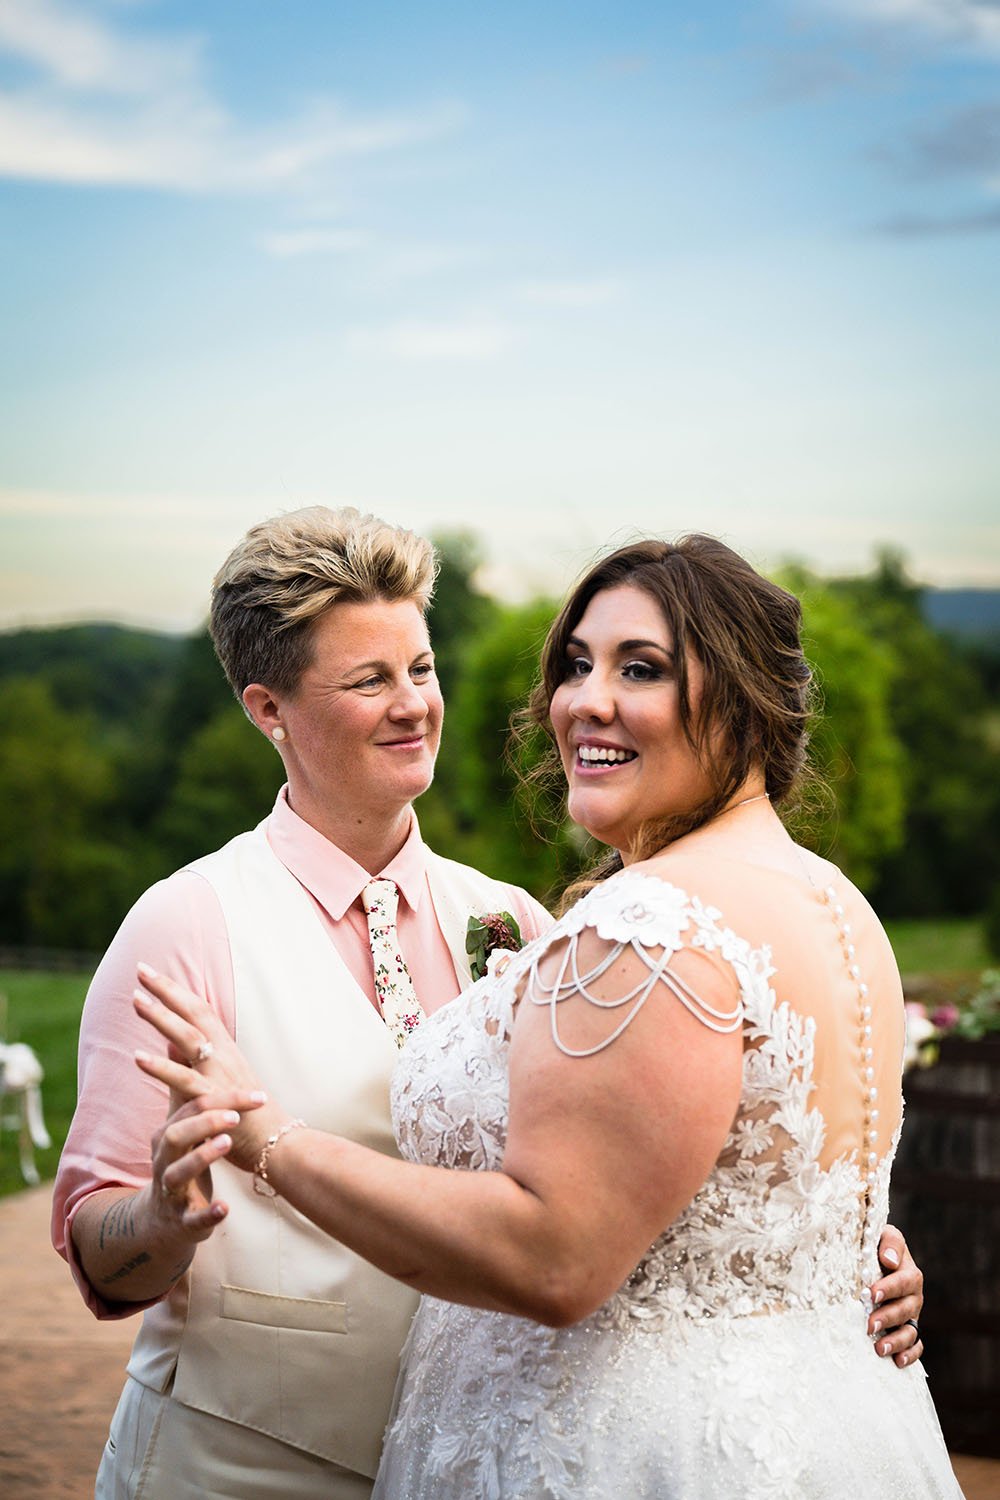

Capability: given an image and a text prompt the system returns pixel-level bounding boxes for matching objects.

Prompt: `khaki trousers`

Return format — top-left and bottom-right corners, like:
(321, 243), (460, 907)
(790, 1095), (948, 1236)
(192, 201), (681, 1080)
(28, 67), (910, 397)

(95, 1376), (374, 1500)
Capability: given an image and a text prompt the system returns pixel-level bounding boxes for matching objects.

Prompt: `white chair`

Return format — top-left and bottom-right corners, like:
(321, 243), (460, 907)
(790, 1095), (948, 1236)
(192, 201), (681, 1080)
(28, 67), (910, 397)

(0, 1038), (52, 1186)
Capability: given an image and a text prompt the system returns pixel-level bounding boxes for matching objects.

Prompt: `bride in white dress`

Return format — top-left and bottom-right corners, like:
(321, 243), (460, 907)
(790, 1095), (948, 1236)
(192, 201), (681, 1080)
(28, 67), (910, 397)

(137, 535), (962, 1498)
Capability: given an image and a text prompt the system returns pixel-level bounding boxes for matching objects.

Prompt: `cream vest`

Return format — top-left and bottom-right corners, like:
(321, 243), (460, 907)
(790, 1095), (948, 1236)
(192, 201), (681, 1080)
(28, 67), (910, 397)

(125, 822), (522, 1477)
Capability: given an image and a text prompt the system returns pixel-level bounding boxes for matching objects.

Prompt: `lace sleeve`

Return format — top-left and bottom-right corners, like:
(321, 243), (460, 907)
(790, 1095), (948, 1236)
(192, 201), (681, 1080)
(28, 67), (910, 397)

(523, 871), (743, 1058)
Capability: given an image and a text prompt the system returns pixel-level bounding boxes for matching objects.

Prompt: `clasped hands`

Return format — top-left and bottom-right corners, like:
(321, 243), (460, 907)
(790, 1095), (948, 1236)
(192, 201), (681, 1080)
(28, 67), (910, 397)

(133, 963), (925, 1365)
(134, 963), (288, 1233)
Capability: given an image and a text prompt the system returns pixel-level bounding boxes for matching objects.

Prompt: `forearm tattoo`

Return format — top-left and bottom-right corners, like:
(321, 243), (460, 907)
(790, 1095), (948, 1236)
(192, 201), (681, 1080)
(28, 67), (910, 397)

(100, 1251), (152, 1285)
(95, 1193), (195, 1289)
(99, 1253), (192, 1289)
(98, 1196), (136, 1250)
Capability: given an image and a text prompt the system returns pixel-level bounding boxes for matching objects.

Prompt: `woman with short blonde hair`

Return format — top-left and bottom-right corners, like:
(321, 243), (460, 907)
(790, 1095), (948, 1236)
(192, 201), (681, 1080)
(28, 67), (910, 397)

(54, 505), (551, 1500)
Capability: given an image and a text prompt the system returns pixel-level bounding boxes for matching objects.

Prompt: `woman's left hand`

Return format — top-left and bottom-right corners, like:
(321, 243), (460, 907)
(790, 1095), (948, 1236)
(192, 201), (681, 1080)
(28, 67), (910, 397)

(134, 963), (285, 1172)
(870, 1223), (924, 1367)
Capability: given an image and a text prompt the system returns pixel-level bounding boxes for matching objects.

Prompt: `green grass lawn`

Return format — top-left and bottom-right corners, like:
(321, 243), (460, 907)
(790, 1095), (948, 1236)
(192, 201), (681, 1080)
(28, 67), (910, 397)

(0, 914), (993, 1199)
(883, 918), (991, 978)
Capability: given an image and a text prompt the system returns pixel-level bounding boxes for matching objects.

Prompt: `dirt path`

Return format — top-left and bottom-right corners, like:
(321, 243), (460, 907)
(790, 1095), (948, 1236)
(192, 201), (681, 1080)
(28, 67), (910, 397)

(2, 1185), (997, 1499)
(1, 1186), (132, 1500)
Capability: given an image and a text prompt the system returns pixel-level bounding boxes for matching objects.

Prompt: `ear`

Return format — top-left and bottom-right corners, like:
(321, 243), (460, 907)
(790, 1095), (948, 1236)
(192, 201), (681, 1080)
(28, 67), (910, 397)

(243, 683), (286, 744)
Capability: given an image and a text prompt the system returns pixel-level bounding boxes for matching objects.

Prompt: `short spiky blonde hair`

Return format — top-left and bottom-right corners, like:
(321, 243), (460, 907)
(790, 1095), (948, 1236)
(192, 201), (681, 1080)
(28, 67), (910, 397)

(210, 505), (437, 697)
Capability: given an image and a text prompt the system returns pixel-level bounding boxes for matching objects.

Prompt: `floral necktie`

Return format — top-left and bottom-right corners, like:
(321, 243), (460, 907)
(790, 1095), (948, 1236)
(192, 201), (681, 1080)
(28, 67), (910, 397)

(361, 879), (425, 1049)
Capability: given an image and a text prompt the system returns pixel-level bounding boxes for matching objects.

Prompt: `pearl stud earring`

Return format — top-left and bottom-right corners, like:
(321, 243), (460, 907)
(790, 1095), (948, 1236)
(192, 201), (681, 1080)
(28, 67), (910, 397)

(271, 726), (286, 743)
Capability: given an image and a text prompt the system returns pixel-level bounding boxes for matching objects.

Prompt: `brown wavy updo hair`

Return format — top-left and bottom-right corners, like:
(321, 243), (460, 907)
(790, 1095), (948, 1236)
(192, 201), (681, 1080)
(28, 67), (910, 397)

(521, 534), (815, 873)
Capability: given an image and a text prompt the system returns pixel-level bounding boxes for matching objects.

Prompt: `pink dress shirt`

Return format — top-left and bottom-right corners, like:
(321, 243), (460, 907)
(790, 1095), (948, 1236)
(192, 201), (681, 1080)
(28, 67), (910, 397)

(53, 787), (552, 1318)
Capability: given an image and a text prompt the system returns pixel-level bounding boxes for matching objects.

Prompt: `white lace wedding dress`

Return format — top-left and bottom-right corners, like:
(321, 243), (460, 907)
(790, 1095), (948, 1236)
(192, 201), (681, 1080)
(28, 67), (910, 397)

(373, 868), (963, 1499)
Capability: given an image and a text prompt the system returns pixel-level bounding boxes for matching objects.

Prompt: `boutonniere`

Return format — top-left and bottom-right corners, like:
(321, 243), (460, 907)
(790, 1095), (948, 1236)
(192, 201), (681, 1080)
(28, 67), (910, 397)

(466, 910), (524, 983)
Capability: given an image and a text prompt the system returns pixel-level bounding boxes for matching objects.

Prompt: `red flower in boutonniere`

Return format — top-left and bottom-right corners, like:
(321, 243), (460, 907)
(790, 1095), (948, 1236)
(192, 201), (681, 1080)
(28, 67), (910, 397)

(465, 910), (524, 983)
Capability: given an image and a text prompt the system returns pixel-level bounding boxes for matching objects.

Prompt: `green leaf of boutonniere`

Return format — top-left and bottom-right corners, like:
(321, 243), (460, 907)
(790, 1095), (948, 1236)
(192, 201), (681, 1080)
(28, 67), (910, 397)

(465, 910), (524, 983)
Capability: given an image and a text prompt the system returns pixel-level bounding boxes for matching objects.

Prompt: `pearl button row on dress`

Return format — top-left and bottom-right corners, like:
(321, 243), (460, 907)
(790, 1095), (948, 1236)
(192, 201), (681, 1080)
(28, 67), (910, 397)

(819, 883), (882, 1268)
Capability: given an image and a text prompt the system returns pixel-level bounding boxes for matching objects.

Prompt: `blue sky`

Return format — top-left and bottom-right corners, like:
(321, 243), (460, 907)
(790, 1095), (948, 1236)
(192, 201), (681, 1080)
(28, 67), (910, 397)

(1, 0), (998, 629)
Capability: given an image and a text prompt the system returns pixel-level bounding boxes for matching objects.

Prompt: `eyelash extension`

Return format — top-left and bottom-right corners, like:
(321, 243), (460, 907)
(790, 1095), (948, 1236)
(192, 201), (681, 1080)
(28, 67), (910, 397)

(563, 657), (662, 682)
(622, 660), (662, 682)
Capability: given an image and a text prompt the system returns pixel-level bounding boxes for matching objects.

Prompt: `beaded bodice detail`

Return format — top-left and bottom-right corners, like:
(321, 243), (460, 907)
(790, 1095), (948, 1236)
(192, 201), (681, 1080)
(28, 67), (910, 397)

(816, 879), (889, 1294)
(392, 868), (897, 1326)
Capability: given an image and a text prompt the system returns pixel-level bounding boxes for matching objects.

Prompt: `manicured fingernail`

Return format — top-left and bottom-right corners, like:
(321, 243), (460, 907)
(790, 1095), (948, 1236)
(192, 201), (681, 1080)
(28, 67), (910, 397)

(137, 962), (157, 979)
(880, 1341), (892, 1356)
(873, 1288), (884, 1305)
(213, 1134), (232, 1149)
(250, 1091), (268, 1104)
(882, 1247), (899, 1267)
(135, 1049), (152, 1063)
(211, 1204), (226, 1220)
(133, 988), (155, 1005)
(223, 1111), (240, 1125)
(871, 1320), (882, 1335)
(899, 1354), (908, 1366)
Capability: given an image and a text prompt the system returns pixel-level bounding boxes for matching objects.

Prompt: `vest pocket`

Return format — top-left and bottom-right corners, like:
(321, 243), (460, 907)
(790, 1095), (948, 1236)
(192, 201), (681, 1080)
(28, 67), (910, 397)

(220, 1284), (348, 1334)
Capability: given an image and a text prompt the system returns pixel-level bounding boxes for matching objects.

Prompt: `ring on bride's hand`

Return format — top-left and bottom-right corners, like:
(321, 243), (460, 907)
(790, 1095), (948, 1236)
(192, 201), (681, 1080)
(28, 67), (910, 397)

(195, 1041), (214, 1064)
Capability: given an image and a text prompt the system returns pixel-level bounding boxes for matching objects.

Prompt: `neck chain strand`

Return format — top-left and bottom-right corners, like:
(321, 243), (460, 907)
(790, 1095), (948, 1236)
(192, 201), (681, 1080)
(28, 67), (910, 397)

(720, 791), (770, 816)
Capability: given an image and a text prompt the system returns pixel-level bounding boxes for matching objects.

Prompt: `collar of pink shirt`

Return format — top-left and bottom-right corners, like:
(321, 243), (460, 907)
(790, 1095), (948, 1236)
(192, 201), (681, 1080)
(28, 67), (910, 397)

(265, 785), (428, 920)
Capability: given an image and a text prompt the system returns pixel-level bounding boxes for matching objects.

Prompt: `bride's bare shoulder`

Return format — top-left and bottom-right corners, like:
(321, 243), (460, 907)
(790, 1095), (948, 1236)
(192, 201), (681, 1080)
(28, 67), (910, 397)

(628, 843), (786, 887)
(628, 842), (827, 918)
(625, 848), (760, 917)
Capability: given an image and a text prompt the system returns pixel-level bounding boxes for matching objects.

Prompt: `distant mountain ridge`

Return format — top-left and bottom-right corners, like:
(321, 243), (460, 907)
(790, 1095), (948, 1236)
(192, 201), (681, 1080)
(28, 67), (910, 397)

(3, 591), (999, 688)
(923, 589), (1000, 642)
(0, 622), (185, 721)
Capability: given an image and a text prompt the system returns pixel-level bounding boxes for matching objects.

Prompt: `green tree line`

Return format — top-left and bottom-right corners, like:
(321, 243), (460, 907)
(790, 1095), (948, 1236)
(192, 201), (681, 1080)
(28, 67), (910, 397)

(1, 544), (997, 954)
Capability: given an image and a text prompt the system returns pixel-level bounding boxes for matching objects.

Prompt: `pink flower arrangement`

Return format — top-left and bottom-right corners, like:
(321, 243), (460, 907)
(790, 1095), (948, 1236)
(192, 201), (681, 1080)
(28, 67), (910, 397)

(903, 1002), (938, 1071)
(903, 972), (1000, 1070)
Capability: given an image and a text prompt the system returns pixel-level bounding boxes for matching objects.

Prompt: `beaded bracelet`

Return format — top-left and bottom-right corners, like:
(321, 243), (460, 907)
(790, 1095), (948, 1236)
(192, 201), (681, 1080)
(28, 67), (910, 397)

(252, 1118), (308, 1197)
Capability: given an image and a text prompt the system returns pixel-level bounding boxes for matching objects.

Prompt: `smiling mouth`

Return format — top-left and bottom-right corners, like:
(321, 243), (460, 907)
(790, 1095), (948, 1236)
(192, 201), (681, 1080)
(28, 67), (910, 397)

(381, 735), (426, 749)
(576, 746), (637, 766)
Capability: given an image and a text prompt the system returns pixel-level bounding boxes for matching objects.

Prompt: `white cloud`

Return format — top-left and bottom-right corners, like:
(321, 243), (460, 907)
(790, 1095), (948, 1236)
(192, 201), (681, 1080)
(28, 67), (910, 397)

(0, 0), (463, 191)
(0, 91), (228, 187)
(250, 100), (465, 188)
(512, 277), (624, 308)
(376, 243), (483, 281)
(348, 317), (517, 361)
(259, 226), (371, 258)
(257, 227), (482, 278)
(0, 0), (202, 95)
(810, 0), (1000, 54)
